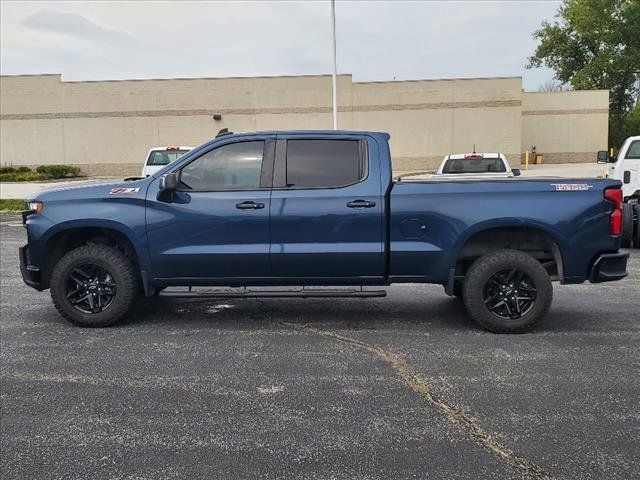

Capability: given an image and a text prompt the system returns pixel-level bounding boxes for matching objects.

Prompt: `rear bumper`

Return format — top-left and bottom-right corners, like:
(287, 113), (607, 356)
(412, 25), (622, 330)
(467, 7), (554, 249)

(19, 244), (44, 290)
(589, 252), (629, 283)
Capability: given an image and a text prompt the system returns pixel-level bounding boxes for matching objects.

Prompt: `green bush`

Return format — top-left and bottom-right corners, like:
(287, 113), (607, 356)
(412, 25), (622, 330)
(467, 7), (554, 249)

(0, 199), (26, 213)
(0, 171), (47, 182)
(35, 164), (81, 179)
(0, 166), (16, 174)
(16, 166), (33, 173)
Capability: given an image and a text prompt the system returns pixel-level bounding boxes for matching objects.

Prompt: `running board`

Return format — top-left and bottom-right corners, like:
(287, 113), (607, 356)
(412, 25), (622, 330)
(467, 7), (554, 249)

(160, 287), (387, 299)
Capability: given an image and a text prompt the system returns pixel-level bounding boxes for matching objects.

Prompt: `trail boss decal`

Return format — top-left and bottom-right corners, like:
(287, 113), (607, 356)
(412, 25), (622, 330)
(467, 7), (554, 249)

(109, 187), (140, 195)
(550, 183), (594, 191)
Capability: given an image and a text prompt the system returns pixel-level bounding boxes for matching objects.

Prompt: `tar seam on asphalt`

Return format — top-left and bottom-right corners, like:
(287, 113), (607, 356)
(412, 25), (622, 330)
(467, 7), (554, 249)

(282, 321), (554, 480)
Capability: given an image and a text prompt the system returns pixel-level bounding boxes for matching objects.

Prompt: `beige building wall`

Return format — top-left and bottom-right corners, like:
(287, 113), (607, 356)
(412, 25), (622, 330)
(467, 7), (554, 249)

(352, 77), (522, 171)
(521, 90), (609, 163)
(1, 74), (608, 177)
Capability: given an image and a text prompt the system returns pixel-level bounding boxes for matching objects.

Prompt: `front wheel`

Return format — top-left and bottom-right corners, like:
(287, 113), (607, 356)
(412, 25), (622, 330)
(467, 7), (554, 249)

(50, 244), (137, 327)
(462, 249), (553, 333)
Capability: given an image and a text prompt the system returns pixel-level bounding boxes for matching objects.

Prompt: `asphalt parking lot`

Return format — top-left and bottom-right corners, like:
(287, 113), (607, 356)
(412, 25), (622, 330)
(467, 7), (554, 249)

(1, 219), (639, 480)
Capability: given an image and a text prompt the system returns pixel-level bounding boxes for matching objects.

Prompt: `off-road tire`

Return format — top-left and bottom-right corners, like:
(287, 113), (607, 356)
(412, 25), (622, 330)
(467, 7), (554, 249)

(463, 249), (553, 333)
(633, 203), (640, 249)
(50, 244), (137, 327)
(621, 203), (634, 248)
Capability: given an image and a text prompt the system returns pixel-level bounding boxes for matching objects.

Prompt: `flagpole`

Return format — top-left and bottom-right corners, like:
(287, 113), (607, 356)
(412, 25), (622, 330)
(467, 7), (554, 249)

(331, 0), (338, 130)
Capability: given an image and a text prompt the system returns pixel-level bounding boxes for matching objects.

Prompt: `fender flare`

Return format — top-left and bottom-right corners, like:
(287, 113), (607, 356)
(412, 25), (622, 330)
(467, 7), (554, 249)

(40, 218), (152, 273)
(447, 218), (568, 274)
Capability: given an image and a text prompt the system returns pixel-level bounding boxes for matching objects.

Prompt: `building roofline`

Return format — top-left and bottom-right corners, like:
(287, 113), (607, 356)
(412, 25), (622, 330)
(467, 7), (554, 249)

(1, 72), (524, 85)
(523, 89), (609, 94)
(0, 73), (61, 78)
(354, 75), (522, 85)
(1, 73), (352, 83)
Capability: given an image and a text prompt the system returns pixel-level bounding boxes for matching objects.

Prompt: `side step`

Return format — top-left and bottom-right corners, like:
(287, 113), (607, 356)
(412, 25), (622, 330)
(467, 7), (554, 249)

(159, 286), (387, 299)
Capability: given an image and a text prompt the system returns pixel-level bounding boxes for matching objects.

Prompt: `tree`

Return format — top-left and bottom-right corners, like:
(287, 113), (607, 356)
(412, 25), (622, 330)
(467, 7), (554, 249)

(538, 79), (568, 92)
(527, 0), (640, 147)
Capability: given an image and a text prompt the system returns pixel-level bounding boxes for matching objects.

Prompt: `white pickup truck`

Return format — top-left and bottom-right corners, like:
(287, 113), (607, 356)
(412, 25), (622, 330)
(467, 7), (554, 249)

(141, 146), (193, 177)
(598, 136), (640, 247)
(435, 153), (520, 178)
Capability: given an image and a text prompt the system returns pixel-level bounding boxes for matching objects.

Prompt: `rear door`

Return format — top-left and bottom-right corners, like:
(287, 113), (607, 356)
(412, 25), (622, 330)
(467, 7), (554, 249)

(146, 136), (275, 280)
(269, 135), (385, 282)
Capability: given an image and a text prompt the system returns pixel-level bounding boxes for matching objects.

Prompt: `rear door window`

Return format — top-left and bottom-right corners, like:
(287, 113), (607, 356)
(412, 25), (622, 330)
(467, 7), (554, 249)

(285, 139), (365, 188)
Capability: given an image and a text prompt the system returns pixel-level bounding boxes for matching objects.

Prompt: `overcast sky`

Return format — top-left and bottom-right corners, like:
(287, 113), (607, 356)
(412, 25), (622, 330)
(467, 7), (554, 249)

(1, 0), (561, 90)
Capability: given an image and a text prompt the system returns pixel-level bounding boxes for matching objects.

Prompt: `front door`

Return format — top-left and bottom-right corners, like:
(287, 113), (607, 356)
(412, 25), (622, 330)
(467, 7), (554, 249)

(146, 137), (274, 280)
(269, 135), (385, 282)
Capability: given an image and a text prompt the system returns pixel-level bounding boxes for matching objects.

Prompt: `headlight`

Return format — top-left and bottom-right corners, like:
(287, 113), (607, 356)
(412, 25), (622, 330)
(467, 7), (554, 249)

(27, 201), (44, 214)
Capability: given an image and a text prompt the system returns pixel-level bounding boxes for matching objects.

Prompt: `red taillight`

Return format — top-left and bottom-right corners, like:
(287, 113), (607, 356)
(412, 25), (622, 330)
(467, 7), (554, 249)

(166, 146), (179, 151)
(604, 187), (623, 235)
(464, 154), (483, 159)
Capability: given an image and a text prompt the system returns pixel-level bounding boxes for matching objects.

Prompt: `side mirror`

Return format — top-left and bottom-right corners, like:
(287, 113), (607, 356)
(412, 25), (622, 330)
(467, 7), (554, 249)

(596, 151), (609, 164)
(159, 172), (179, 191)
(157, 172), (179, 202)
(512, 168), (521, 177)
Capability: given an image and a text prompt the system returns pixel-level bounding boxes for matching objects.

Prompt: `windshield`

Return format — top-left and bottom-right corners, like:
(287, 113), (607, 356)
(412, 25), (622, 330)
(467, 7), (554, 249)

(146, 150), (190, 166)
(442, 157), (507, 174)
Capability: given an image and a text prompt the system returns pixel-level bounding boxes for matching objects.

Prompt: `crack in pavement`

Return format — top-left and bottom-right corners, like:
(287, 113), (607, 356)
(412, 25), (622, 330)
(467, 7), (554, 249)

(282, 321), (554, 480)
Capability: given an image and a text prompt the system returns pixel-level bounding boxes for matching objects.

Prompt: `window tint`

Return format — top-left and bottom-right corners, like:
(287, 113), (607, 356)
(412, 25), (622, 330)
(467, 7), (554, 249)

(180, 141), (264, 190)
(286, 140), (364, 188)
(442, 157), (506, 174)
(626, 141), (640, 159)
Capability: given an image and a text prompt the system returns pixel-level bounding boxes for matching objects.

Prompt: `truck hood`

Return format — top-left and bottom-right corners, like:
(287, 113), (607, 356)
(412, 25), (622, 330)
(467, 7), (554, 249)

(32, 178), (150, 202)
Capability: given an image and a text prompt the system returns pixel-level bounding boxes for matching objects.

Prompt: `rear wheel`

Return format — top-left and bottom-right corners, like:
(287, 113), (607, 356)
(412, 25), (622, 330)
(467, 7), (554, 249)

(621, 203), (634, 248)
(633, 203), (640, 248)
(50, 244), (137, 327)
(463, 249), (553, 333)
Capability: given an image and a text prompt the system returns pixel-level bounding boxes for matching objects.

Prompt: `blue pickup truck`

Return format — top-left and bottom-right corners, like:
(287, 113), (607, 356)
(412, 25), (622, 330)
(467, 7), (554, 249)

(20, 130), (629, 333)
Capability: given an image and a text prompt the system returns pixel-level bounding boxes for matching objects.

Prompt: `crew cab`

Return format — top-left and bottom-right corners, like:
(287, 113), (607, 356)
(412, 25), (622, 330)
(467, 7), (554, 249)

(435, 153), (520, 178)
(20, 131), (628, 333)
(141, 146), (193, 177)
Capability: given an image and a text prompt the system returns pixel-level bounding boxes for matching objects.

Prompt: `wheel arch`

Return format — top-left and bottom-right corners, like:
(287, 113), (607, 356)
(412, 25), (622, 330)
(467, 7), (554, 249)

(450, 222), (567, 283)
(39, 220), (147, 289)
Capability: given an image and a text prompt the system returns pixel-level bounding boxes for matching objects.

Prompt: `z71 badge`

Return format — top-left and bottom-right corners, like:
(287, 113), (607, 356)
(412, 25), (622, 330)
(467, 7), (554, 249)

(550, 183), (593, 191)
(109, 187), (140, 195)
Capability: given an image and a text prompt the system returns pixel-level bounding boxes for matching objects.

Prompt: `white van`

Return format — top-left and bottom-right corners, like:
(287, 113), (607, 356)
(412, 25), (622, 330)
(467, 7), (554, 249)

(599, 136), (640, 247)
(141, 146), (193, 177)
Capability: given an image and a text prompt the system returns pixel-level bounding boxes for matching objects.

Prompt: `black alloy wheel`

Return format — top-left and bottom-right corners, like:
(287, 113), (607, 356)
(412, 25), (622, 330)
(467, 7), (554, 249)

(462, 249), (553, 333)
(483, 268), (537, 320)
(50, 244), (137, 327)
(65, 263), (117, 314)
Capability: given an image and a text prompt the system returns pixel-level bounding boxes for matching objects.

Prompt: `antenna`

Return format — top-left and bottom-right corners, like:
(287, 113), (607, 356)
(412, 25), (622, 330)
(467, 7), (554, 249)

(473, 144), (476, 154)
(216, 128), (233, 138)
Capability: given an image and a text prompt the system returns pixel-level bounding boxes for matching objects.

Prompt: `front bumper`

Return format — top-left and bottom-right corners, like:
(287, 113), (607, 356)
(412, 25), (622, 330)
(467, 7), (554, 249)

(19, 244), (44, 290)
(589, 252), (629, 283)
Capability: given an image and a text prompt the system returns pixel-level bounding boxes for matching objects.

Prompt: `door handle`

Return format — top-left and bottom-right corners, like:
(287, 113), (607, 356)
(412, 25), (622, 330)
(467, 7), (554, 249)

(236, 201), (265, 210)
(346, 199), (376, 208)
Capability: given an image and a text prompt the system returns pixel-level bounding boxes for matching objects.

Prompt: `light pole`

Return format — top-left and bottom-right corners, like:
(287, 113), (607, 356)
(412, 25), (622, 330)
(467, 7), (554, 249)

(330, 0), (338, 130)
